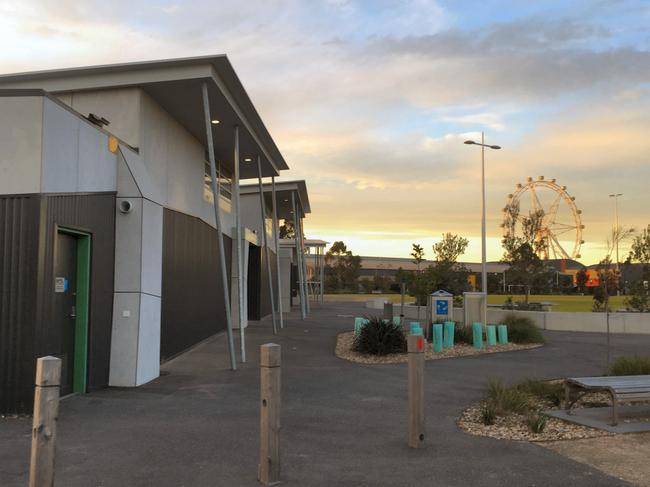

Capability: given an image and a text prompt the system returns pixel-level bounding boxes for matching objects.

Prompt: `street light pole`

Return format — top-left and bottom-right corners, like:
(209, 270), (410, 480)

(609, 193), (622, 272)
(481, 132), (487, 301)
(464, 134), (501, 325)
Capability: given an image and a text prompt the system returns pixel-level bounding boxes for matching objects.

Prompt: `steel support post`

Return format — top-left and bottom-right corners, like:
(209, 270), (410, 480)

(201, 81), (236, 370)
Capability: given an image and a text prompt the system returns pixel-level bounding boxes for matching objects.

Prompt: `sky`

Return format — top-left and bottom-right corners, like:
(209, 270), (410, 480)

(2, 0), (649, 264)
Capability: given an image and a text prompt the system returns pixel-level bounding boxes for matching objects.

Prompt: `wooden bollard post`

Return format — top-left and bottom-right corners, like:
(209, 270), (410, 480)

(29, 356), (62, 487)
(259, 344), (281, 485)
(407, 334), (425, 448)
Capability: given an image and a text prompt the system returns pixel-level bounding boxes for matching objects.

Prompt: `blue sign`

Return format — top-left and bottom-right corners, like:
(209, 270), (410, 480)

(436, 299), (448, 315)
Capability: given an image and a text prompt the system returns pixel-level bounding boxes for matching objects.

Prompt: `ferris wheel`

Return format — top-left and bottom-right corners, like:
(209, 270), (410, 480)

(501, 176), (584, 260)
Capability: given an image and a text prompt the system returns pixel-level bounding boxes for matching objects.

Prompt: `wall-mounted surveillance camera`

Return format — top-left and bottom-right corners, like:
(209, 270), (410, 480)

(119, 200), (133, 214)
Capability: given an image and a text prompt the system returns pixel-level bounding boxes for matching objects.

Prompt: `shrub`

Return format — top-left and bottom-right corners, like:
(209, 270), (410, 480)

(486, 379), (530, 415)
(503, 314), (545, 344)
(353, 316), (407, 355)
(608, 356), (650, 376)
(454, 324), (474, 345)
(516, 379), (563, 407)
(526, 413), (547, 434)
(480, 402), (496, 425)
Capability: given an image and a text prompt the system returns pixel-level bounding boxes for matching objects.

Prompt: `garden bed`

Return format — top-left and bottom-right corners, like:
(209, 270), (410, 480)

(458, 402), (611, 442)
(458, 381), (619, 442)
(459, 357), (650, 442)
(335, 331), (542, 365)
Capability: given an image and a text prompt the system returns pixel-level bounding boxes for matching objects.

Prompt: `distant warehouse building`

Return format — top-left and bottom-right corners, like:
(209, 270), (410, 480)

(356, 256), (509, 290)
(0, 56), (296, 413)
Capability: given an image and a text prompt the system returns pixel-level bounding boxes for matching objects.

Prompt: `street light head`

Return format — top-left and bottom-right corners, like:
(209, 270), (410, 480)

(464, 140), (476, 145)
(490, 145), (501, 150)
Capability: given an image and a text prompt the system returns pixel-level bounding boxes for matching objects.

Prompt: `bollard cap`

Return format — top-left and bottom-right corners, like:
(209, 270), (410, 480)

(407, 334), (425, 353)
(260, 343), (281, 367)
(35, 356), (62, 386)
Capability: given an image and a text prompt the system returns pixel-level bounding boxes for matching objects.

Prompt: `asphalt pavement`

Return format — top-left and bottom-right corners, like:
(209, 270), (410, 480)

(2, 302), (647, 486)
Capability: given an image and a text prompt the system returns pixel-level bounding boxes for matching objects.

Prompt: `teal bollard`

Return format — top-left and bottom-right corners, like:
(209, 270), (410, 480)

(487, 325), (497, 346)
(498, 324), (508, 344)
(472, 322), (483, 349)
(443, 321), (455, 348)
(392, 316), (401, 327)
(354, 317), (369, 335)
(412, 326), (423, 336)
(433, 324), (443, 353)
(409, 322), (421, 334)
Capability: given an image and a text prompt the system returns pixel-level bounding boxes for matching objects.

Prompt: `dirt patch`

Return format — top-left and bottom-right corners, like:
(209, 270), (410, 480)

(335, 331), (542, 365)
(541, 433), (650, 486)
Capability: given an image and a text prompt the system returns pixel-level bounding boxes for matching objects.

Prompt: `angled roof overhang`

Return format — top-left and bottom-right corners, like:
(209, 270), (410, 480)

(240, 180), (310, 220)
(0, 55), (288, 179)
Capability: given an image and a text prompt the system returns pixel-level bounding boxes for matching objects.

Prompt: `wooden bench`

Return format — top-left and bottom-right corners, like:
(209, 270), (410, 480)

(565, 375), (650, 425)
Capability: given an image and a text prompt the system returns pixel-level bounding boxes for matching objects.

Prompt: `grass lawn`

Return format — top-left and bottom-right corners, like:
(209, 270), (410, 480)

(324, 293), (628, 312)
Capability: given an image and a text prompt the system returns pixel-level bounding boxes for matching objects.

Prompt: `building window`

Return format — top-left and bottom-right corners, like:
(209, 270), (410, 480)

(204, 161), (232, 203)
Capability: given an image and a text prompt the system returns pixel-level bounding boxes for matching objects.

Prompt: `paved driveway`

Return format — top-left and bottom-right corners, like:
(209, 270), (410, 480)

(2, 302), (647, 486)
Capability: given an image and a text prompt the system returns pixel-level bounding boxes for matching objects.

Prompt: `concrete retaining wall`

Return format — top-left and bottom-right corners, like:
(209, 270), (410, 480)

(365, 300), (650, 335)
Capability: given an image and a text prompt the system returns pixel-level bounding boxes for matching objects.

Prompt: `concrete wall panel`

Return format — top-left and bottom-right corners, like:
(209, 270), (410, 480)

(41, 98), (79, 193)
(67, 88), (141, 148)
(139, 92), (169, 204)
(42, 98), (118, 194)
(109, 293), (141, 386)
(0, 97), (43, 195)
(136, 294), (161, 385)
(77, 120), (117, 192)
(114, 197), (143, 292)
(117, 150), (142, 197)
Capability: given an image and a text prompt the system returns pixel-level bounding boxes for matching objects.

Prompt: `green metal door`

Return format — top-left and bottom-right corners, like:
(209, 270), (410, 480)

(55, 228), (91, 394)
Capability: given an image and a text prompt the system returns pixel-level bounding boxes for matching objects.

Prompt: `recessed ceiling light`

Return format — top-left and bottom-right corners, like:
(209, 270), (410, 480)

(244, 157), (252, 162)
(283, 199), (289, 202)
(211, 119), (220, 124)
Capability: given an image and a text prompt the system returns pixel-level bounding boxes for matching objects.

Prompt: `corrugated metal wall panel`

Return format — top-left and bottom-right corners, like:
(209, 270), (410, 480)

(1, 193), (115, 414)
(259, 248), (277, 320)
(37, 194), (116, 393)
(0, 196), (40, 414)
(247, 246), (261, 320)
(160, 208), (232, 361)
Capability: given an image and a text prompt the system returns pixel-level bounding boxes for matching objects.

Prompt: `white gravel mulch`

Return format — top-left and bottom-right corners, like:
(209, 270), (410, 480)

(335, 331), (543, 365)
(457, 403), (611, 442)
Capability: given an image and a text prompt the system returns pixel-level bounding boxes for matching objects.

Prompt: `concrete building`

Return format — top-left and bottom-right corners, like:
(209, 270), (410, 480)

(240, 180), (317, 321)
(0, 56), (291, 413)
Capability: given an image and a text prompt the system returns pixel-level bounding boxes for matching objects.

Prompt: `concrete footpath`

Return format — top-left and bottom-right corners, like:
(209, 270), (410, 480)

(2, 302), (648, 486)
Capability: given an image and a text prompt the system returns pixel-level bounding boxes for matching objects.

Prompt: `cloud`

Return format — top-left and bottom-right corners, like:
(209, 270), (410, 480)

(0, 0), (648, 263)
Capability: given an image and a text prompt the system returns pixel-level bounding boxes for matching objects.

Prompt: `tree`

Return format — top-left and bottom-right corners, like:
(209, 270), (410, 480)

(427, 233), (470, 295)
(629, 225), (650, 266)
(409, 243), (428, 305)
(592, 256), (619, 312)
(324, 241), (361, 292)
(625, 224), (650, 312)
(408, 234), (470, 305)
(433, 233), (469, 264)
(575, 269), (588, 294)
(279, 220), (295, 239)
(501, 211), (554, 301)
